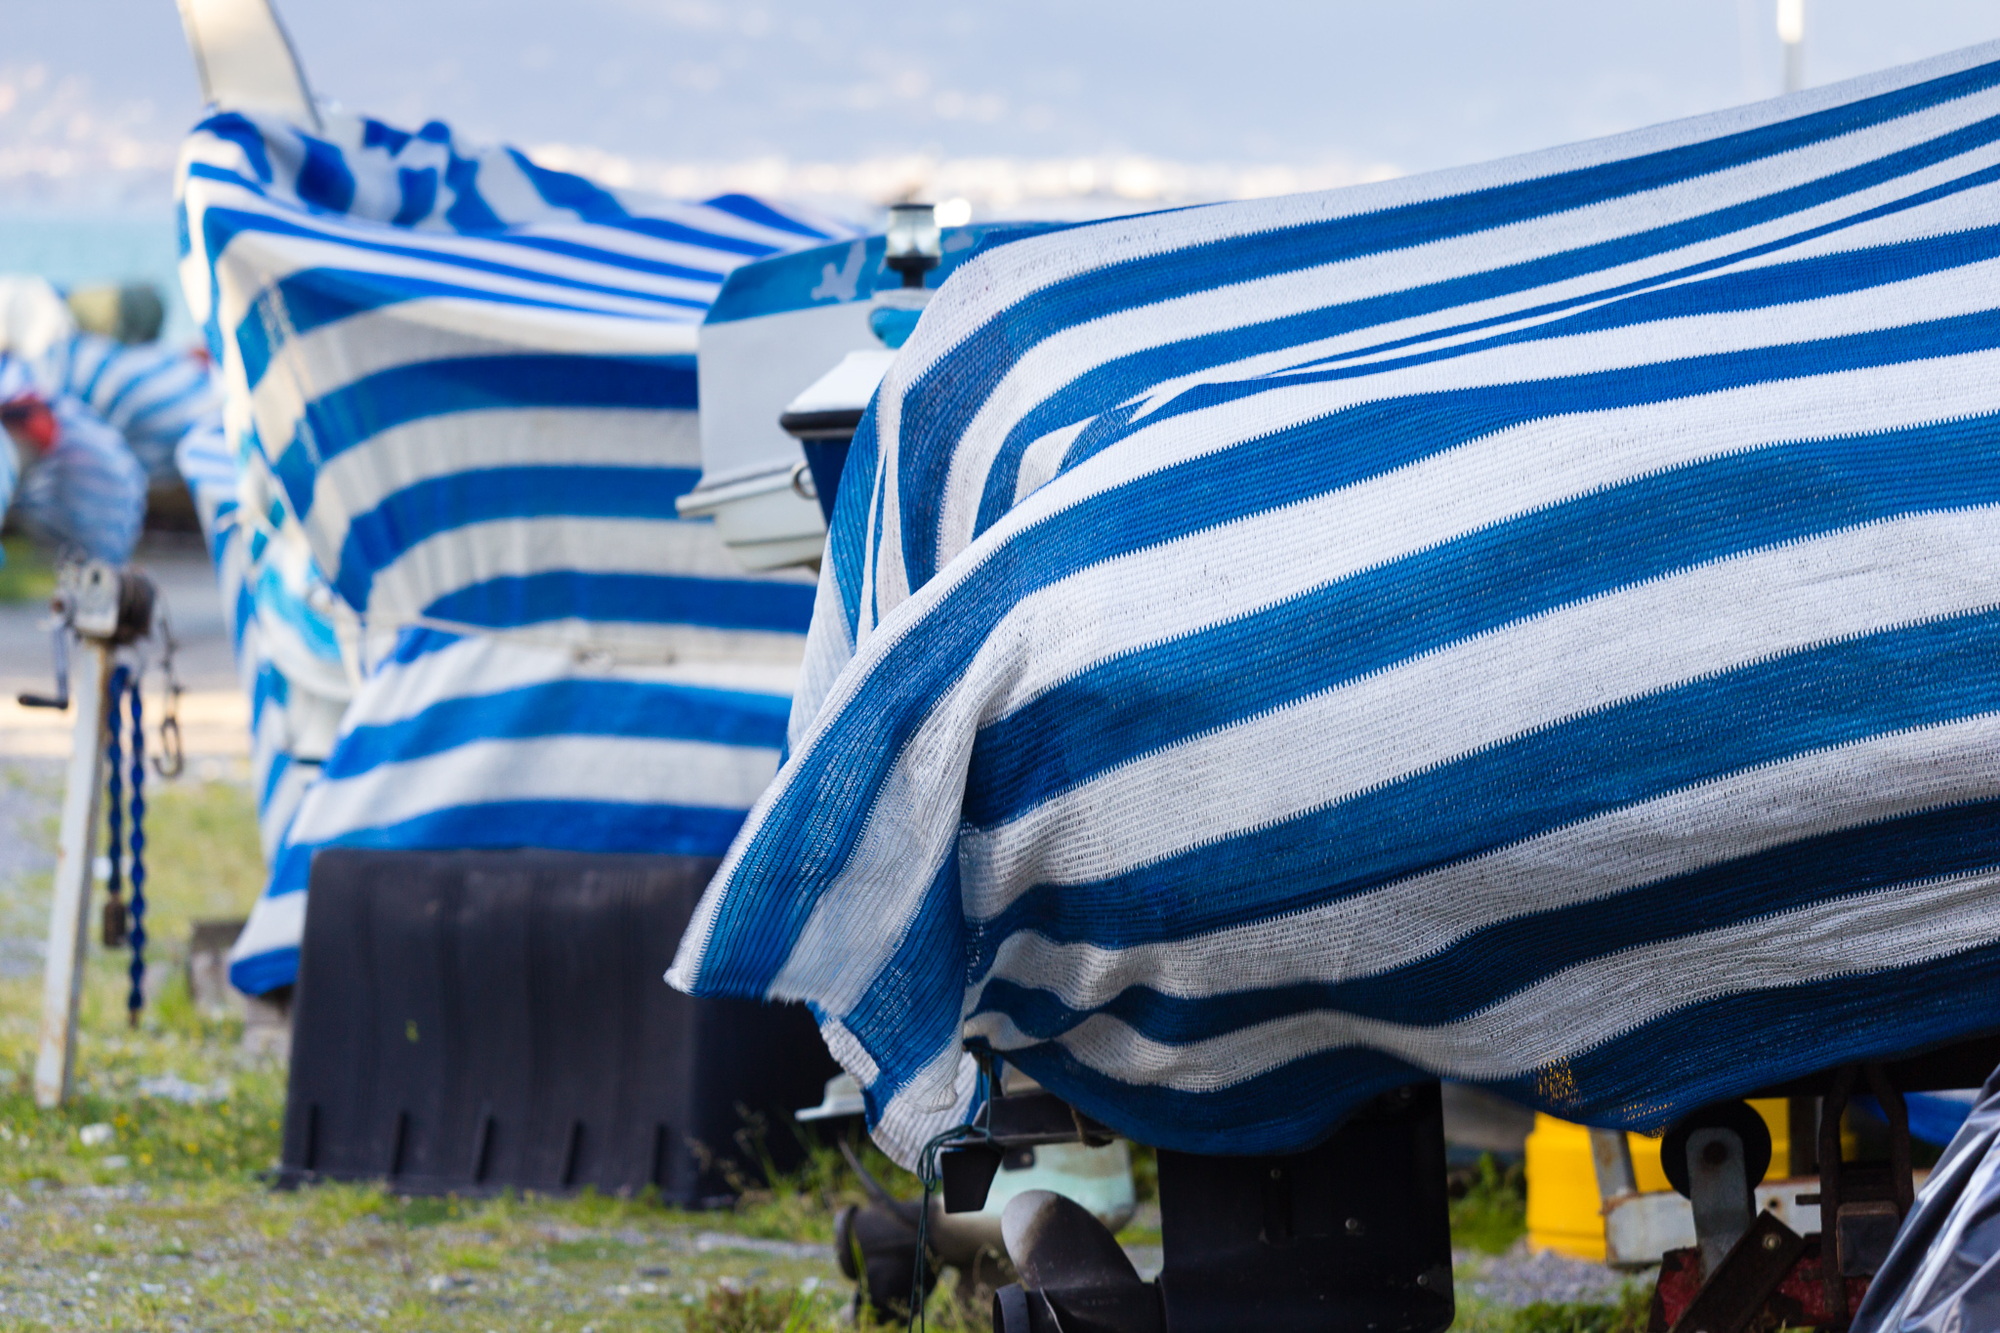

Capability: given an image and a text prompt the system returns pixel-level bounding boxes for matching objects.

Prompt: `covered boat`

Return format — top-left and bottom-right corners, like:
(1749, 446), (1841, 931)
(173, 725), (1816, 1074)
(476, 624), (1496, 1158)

(669, 40), (2000, 1170)
(175, 97), (859, 991)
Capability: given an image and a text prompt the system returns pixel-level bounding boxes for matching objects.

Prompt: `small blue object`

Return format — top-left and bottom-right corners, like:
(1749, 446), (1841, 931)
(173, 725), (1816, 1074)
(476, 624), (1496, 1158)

(868, 305), (923, 349)
(1853, 1091), (1980, 1147)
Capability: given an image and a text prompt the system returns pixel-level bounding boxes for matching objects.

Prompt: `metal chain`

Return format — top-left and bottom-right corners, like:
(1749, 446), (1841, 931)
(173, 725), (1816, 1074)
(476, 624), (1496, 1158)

(126, 682), (147, 1027)
(152, 605), (183, 779)
(101, 665), (128, 949)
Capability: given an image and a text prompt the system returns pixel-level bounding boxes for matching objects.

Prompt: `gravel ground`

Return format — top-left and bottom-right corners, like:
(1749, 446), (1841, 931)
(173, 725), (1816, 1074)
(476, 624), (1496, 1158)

(0, 662), (1653, 1330)
(0, 1181), (857, 1332)
(0, 760), (59, 977)
(1459, 1241), (1651, 1308)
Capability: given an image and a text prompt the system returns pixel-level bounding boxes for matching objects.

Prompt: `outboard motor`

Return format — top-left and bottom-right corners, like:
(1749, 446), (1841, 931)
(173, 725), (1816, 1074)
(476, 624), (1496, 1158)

(679, 205), (1061, 569)
(968, 1082), (1455, 1333)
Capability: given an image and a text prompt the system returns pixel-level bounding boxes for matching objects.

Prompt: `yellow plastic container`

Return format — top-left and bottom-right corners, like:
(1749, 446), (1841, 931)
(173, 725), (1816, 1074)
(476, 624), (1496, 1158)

(1525, 1101), (1790, 1260)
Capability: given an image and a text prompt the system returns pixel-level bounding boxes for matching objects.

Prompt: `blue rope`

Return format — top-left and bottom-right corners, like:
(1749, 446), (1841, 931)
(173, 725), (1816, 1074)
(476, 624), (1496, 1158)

(103, 665), (127, 939)
(126, 682), (147, 1024)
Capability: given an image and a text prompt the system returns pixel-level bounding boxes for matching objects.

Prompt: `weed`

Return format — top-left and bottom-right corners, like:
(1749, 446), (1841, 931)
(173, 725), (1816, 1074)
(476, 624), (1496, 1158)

(1451, 1153), (1529, 1255)
(0, 533), (55, 604)
(1502, 1282), (1651, 1333)
(686, 1284), (834, 1333)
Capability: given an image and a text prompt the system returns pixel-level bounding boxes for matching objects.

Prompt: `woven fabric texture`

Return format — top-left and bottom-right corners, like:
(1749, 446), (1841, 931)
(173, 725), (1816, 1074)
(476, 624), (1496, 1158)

(673, 42), (2000, 1165)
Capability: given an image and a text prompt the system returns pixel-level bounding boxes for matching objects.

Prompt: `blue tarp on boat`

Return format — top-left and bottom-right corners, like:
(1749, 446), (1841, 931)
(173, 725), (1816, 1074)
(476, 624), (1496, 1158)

(670, 41), (2000, 1166)
(174, 109), (858, 992)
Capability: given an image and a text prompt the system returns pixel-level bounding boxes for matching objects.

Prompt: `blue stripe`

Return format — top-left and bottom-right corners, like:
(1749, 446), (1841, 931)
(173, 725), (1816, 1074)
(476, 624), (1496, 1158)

(698, 299), (2000, 994)
(333, 465), (702, 607)
(844, 854), (969, 1107)
(442, 148), (502, 230)
(883, 67), (2000, 586)
(228, 946), (300, 997)
(968, 415), (2000, 829)
(295, 134), (357, 213)
(422, 571), (815, 635)
(321, 678), (787, 778)
(270, 800), (754, 889)
(979, 795), (2000, 1046)
(972, 611), (2000, 965)
(271, 353), (696, 516)
(701, 192), (841, 242)
(392, 167), (437, 226)
(193, 112), (272, 182)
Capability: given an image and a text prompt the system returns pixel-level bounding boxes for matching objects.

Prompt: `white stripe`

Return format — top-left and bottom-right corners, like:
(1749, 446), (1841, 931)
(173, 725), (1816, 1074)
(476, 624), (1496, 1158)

(363, 514), (759, 622)
(305, 407), (701, 557)
(965, 506), (2000, 895)
(287, 733), (781, 844)
(228, 889), (307, 967)
(962, 863), (2000, 1091)
(977, 711), (2000, 1008)
(356, 634), (798, 725)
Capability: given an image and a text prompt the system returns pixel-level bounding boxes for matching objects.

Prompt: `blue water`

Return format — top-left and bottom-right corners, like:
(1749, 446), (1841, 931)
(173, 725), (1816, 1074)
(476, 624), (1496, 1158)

(0, 210), (195, 346)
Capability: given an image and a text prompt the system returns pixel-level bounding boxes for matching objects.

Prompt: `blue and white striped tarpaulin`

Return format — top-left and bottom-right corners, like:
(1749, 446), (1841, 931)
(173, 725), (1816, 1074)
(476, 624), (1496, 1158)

(175, 109), (857, 993)
(671, 42), (2000, 1165)
(1, 352), (147, 565)
(177, 417), (333, 862)
(225, 626), (794, 993)
(178, 107), (851, 658)
(39, 334), (222, 484)
(0, 356), (24, 523)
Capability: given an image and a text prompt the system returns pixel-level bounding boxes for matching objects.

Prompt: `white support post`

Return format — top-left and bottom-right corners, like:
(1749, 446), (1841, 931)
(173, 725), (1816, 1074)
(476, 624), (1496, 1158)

(1589, 1127), (1639, 1202)
(34, 641), (111, 1109)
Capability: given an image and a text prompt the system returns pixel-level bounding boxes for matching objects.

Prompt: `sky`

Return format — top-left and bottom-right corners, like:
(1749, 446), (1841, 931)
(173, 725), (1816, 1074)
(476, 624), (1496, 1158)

(3, 0), (1999, 212)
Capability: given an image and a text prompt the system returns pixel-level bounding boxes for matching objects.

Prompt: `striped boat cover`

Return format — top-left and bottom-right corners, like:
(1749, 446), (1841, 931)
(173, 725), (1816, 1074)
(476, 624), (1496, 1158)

(175, 110), (855, 993)
(0, 356), (23, 521)
(225, 626), (794, 994)
(177, 107), (852, 659)
(671, 42), (2000, 1165)
(39, 334), (222, 483)
(1, 354), (147, 565)
(177, 417), (332, 861)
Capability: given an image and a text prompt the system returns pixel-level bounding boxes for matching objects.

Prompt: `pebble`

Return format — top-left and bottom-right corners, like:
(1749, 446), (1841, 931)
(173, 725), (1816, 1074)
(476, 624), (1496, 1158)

(1458, 1243), (1649, 1307)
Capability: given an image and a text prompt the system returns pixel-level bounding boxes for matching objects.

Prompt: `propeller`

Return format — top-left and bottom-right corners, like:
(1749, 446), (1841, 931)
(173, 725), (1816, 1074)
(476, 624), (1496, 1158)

(998, 1190), (1161, 1333)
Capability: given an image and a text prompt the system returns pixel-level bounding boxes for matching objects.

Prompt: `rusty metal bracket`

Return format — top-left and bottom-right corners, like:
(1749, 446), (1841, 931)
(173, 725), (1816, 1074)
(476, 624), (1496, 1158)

(1668, 1210), (1807, 1333)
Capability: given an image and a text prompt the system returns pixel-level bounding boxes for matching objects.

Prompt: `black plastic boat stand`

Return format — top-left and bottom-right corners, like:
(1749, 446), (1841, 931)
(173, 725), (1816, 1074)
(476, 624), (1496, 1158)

(279, 848), (838, 1203)
(981, 1082), (1455, 1333)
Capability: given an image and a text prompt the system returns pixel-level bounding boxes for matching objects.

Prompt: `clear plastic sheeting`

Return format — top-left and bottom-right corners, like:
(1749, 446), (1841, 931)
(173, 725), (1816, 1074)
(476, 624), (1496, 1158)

(1852, 1065), (2000, 1333)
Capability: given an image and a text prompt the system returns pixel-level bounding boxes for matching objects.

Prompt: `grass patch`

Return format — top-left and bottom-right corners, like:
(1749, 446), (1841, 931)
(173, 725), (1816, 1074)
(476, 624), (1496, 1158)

(1502, 1286), (1651, 1332)
(0, 767), (1664, 1331)
(0, 532), (55, 604)
(1450, 1153), (1528, 1255)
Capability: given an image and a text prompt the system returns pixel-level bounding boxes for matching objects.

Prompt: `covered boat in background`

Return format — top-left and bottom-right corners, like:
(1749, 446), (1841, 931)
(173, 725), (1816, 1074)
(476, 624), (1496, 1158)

(175, 99), (860, 991)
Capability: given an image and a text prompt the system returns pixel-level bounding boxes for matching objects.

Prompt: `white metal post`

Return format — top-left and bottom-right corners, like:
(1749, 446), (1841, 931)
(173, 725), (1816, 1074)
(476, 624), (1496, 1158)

(34, 641), (110, 1109)
(1777, 0), (1805, 93)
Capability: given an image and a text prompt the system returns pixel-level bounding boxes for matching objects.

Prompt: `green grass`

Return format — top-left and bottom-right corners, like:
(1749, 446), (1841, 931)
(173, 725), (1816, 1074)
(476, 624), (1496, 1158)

(0, 774), (1659, 1331)
(1483, 1288), (1651, 1333)
(0, 533), (56, 605)
(1450, 1153), (1529, 1256)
